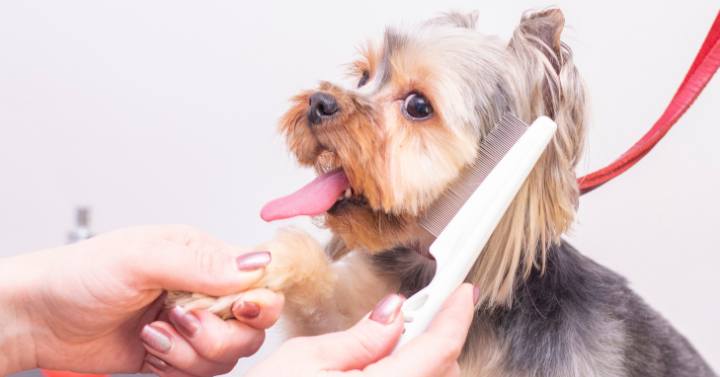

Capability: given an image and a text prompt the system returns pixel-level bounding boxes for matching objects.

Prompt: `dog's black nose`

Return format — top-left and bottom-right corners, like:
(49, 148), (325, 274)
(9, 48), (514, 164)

(308, 92), (339, 125)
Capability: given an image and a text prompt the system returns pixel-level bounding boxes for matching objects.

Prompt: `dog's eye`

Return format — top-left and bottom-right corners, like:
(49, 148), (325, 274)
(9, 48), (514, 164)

(357, 71), (370, 88)
(402, 92), (433, 120)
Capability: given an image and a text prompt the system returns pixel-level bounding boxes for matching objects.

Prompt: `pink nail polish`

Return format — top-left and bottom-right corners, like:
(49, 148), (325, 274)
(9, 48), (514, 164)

(369, 294), (405, 324)
(233, 300), (261, 319)
(145, 354), (169, 371)
(236, 251), (272, 271)
(169, 306), (201, 337)
(141, 324), (172, 353)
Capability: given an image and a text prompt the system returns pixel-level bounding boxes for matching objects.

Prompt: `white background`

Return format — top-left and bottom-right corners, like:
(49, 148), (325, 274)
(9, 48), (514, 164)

(0, 0), (717, 374)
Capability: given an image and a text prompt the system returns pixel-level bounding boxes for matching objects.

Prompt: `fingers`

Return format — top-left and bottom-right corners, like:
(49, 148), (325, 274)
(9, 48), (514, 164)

(141, 309), (268, 376)
(141, 321), (236, 376)
(126, 225), (272, 296)
(368, 284), (476, 377)
(181, 310), (267, 362)
(231, 288), (285, 329)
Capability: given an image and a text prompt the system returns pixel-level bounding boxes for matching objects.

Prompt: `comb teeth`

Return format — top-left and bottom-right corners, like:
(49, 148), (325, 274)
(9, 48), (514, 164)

(419, 113), (529, 237)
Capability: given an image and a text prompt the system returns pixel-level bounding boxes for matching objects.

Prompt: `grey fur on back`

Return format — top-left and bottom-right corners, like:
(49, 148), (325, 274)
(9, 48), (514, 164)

(372, 241), (716, 377)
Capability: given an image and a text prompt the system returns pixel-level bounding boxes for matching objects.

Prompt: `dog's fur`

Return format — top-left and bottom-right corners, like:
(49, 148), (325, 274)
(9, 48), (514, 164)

(170, 9), (716, 376)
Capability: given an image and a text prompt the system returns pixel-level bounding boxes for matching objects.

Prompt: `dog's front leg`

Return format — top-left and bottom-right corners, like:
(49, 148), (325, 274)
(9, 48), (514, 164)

(166, 228), (398, 337)
(283, 247), (400, 336)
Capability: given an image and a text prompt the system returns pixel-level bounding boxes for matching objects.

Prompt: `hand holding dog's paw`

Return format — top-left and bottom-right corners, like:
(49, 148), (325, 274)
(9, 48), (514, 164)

(165, 227), (336, 320)
(0, 225), (287, 375)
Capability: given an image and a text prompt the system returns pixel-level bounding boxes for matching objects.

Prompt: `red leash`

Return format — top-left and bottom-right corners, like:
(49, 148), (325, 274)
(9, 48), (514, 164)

(578, 11), (720, 194)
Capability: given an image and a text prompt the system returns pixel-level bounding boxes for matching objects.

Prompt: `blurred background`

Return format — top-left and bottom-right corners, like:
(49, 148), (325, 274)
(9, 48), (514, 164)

(1, 0), (717, 374)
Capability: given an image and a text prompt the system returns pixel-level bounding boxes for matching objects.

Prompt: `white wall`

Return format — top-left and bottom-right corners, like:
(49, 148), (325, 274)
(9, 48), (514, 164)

(0, 0), (717, 373)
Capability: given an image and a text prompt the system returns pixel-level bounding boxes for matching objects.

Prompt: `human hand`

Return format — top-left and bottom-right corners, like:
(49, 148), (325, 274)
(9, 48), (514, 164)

(0, 225), (283, 376)
(246, 283), (477, 377)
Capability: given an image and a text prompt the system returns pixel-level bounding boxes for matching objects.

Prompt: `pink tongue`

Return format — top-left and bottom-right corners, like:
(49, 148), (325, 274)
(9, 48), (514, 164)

(261, 169), (350, 222)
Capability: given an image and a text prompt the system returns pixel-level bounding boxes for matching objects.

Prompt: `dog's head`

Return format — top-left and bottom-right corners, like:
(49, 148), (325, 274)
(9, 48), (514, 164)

(263, 9), (586, 306)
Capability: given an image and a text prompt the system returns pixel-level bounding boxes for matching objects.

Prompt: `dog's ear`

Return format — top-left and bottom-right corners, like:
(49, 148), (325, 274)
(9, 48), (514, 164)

(513, 9), (565, 70)
(507, 8), (584, 155)
(507, 7), (586, 174)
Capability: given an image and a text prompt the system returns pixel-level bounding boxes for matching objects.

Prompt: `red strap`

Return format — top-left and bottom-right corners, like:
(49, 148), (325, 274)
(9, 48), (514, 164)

(578, 11), (720, 194)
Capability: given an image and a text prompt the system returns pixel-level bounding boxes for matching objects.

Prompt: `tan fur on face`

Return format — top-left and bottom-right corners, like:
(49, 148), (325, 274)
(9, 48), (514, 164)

(281, 83), (387, 207)
(382, 47), (479, 216)
(280, 83), (413, 251)
(279, 35), (487, 252)
(282, 50), (479, 218)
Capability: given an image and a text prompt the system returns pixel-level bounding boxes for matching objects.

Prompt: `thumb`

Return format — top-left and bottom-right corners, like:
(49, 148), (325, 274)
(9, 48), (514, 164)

(124, 225), (271, 296)
(302, 294), (406, 371)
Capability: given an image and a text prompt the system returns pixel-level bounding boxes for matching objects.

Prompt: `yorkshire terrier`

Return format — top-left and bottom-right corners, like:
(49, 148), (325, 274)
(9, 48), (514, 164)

(170, 9), (716, 376)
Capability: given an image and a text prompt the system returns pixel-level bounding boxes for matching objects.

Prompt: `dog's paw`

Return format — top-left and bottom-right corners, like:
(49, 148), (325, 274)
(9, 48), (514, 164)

(164, 228), (335, 319)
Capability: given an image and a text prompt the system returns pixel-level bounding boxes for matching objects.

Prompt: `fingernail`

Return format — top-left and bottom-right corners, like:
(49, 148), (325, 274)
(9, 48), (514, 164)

(369, 294), (405, 324)
(233, 300), (261, 319)
(473, 285), (481, 305)
(168, 306), (201, 337)
(236, 251), (271, 271)
(145, 354), (169, 371)
(141, 324), (172, 353)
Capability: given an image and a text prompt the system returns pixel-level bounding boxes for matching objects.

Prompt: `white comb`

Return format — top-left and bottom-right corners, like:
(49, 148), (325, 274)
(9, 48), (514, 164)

(395, 114), (557, 349)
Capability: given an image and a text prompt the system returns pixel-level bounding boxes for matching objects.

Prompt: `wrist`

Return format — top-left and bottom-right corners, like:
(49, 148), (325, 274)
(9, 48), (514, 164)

(0, 253), (44, 375)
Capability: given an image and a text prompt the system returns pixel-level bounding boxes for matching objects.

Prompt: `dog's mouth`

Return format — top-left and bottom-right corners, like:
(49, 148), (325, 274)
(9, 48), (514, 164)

(328, 186), (369, 214)
(260, 169), (368, 222)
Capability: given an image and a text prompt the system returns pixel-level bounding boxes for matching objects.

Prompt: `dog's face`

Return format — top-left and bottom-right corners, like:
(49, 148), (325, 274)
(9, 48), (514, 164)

(263, 9), (585, 267)
(263, 16), (511, 251)
(291, 26), (515, 214)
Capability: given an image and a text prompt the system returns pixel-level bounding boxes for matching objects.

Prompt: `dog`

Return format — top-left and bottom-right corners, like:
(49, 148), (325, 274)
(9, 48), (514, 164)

(170, 9), (716, 376)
